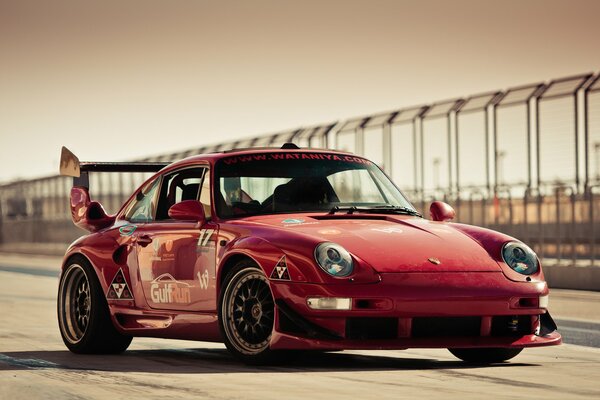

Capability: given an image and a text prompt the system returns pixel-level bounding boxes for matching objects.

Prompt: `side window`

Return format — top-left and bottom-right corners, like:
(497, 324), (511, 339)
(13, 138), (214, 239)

(124, 178), (161, 223)
(155, 167), (206, 221)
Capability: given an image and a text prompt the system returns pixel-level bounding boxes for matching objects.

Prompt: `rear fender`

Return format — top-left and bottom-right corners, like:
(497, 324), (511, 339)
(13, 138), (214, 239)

(63, 235), (138, 309)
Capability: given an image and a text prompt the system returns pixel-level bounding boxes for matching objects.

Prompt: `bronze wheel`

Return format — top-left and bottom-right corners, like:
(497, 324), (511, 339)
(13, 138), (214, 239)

(58, 264), (91, 344)
(57, 256), (132, 354)
(219, 260), (283, 364)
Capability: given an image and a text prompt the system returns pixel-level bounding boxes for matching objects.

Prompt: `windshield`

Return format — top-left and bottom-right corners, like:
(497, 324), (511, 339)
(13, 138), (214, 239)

(215, 152), (416, 218)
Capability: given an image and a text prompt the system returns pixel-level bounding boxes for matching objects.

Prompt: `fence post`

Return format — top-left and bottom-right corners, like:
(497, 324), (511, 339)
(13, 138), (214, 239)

(555, 188), (561, 263)
(570, 189), (576, 266)
(0, 194), (4, 245)
(537, 187), (545, 259)
(481, 195), (487, 227)
(382, 123), (392, 175)
(523, 188), (529, 246)
(591, 187), (596, 267)
(355, 127), (364, 156)
(468, 192), (474, 225)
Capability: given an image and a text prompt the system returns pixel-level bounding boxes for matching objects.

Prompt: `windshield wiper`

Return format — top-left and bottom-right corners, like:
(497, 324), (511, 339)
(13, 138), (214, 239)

(368, 205), (422, 217)
(327, 205), (422, 217)
(328, 206), (358, 215)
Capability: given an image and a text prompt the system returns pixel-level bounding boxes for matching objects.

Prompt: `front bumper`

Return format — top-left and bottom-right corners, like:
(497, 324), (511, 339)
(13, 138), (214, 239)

(268, 272), (562, 350)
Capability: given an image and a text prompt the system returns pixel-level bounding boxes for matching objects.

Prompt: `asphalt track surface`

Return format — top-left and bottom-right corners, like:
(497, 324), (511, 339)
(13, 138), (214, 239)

(1, 254), (599, 400)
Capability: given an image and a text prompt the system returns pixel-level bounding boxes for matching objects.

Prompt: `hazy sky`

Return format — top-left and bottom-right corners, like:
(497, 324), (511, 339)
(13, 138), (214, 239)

(1, 0), (599, 183)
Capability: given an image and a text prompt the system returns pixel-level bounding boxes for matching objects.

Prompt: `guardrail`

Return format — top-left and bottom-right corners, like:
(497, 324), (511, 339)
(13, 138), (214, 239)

(1, 72), (600, 269)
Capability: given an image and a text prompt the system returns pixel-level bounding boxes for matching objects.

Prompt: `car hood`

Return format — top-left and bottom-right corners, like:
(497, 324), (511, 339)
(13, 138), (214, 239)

(241, 214), (501, 273)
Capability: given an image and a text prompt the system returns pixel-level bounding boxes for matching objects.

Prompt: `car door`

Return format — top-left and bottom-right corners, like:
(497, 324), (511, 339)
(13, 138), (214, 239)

(132, 166), (218, 312)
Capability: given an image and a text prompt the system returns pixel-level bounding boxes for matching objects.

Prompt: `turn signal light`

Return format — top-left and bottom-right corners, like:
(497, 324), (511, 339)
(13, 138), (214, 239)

(306, 297), (352, 310)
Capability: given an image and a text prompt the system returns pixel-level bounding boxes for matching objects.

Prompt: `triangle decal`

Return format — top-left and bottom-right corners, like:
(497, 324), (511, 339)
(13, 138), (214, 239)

(270, 256), (290, 280)
(106, 268), (133, 300)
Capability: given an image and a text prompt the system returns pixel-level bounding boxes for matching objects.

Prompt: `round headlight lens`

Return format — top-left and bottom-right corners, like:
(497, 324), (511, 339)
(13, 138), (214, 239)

(314, 242), (353, 277)
(501, 242), (539, 275)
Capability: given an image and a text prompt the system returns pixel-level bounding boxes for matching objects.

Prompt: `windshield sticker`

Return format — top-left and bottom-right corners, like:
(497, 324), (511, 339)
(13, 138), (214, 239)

(119, 224), (137, 236)
(222, 153), (373, 166)
(150, 273), (191, 304)
(282, 218), (304, 224)
(106, 269), (133, 300)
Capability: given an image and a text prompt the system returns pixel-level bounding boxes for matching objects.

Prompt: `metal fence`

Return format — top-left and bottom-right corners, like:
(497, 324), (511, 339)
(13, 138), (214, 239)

(1, 72), (600, 266)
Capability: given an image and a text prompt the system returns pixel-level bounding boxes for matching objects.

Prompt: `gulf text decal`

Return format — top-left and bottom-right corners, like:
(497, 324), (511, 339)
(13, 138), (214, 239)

(222, 153), (372, 165)
(150, 273), (191, 304)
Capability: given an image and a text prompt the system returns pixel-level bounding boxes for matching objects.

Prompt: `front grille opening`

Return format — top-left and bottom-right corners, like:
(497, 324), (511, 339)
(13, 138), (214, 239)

(491, 315), (532, 336)
(346, 317), (398, 340)
(518, 298), (538, 308)
(412, 317), (481, 338)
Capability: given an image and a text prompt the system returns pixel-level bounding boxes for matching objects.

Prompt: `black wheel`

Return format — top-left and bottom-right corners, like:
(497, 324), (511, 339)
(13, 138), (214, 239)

(218, 260), (277, 364)
(449, 347), (523, 363)
(57, 256), (132, 354)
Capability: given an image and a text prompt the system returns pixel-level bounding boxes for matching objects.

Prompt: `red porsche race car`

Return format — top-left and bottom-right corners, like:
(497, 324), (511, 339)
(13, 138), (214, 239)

(57, 144), (560, 364)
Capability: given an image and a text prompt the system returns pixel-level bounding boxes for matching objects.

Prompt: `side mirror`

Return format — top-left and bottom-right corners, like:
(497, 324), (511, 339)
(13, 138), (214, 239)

(168, 200), (206, 222)
(430, 201), (455, 222)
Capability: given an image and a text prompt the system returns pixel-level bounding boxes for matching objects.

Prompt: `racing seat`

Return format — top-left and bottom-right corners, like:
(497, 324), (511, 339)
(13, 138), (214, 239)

(181, 183), (200, 201)
(272, 178), (337, 212)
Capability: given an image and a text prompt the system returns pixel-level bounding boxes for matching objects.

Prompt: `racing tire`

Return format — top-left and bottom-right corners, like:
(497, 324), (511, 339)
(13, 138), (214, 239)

(448, 347), (523, 363)
(57, 256), (132, 354)
(218, 260), (280, 365)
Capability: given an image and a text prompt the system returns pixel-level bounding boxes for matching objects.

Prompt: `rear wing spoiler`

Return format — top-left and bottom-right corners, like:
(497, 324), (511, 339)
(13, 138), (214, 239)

(59, 146), (170, 188)
(59, 146), (171, 232)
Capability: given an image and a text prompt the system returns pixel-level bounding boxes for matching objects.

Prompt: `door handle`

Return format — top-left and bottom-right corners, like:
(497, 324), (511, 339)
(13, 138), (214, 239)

(137, 235), (153, 247)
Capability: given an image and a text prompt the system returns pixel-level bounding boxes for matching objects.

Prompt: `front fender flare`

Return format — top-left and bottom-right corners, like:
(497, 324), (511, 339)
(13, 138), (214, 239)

(218, 236), (309, 291)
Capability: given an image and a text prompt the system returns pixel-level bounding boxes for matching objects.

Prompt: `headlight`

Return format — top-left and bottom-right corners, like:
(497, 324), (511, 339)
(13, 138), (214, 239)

(502, 241), (539, 275)
(314, 242), (353, 277)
